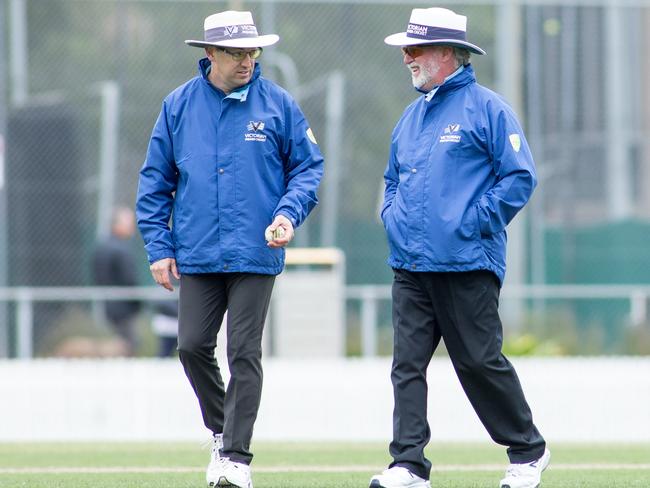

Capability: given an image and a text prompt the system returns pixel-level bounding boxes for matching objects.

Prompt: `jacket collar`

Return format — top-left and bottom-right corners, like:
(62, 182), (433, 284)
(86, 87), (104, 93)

(417, 63), (475, 100)
(198, 58), (262, 99)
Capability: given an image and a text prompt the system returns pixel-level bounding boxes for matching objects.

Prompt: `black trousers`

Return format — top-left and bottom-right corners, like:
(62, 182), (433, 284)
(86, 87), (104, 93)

(389, 269), (545, 480)
(178, 273), (275, 465)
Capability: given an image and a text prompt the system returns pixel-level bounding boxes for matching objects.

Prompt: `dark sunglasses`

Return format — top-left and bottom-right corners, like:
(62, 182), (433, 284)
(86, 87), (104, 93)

(401, 46), (428, 58)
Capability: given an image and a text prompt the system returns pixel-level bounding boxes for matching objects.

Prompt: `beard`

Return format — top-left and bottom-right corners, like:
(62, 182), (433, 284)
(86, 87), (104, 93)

(409, 58), (440, 90)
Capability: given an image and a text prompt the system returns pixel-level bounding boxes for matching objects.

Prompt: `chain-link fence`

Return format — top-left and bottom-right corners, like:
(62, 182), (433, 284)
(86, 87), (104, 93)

(1, 0), (649, 356)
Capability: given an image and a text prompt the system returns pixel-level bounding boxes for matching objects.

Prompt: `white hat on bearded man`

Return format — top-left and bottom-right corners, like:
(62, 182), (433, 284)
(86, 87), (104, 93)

(384, 7), (485, 55)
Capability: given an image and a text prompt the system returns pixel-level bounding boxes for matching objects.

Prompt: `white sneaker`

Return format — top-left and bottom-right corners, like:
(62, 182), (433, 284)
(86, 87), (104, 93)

(206, 434), (224, 487)
(215, 458), (253, 488)
(500, 449), (551, 488)
(369, 466), (431, 488)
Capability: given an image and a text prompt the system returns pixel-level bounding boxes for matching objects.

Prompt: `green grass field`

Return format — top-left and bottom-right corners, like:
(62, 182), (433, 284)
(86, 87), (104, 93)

(1, 442), (649, 487)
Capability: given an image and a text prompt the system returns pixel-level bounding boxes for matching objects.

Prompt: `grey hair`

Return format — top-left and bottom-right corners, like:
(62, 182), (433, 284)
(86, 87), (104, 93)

(453, 47), (471, 67)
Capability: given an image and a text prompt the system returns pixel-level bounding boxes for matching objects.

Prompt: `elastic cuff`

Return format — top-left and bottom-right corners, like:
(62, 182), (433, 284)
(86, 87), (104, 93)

(222, 452), (251, 465)
(507, 443), (546, 464)
(390, 461), (429, 481)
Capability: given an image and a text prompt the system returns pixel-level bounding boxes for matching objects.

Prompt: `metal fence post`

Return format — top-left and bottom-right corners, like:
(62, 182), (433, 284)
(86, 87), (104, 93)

(496, 0), (526, 328)
(605, 1), (632, 219)
(630, 290), (647, 327)
(0, 0), (9, 357)
(16, 288), (33, 358)
(9, 0), (28, 106)
(360, 287), (378, 357)
(321, 71), (345, 247)
(96, 80), (120, 239)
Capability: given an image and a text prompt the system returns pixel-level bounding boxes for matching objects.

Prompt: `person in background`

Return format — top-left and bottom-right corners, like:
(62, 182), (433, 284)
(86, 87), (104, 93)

(92, 206), (141, 356)
(150, 298), (179, 357)
(136, 10), (324, 488)
(371, 7), (549, 488)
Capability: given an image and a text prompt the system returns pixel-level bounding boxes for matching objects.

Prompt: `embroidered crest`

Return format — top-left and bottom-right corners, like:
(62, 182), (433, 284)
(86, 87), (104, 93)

(444, 124), (460, 134)
(439, 123), (461, 143)
(509, 134), (521, 152)
(306, 128), (318, 144)
(245, 121), (267, 142)
(247, 121), (265, 132)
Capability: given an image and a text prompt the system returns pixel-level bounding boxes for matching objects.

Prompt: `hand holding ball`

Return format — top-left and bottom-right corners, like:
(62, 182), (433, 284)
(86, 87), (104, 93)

(265, 215), (293, 248)
(265, 226), (286, 242)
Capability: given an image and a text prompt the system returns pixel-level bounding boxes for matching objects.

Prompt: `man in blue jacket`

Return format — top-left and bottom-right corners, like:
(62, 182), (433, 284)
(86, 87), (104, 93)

(136, 10), (323, 488)
(370, 8), (549, 488)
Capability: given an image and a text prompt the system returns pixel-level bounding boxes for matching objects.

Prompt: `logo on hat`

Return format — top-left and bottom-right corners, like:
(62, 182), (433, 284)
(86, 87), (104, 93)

(407, 24), (429, 37)
(224, 25), (240, 37)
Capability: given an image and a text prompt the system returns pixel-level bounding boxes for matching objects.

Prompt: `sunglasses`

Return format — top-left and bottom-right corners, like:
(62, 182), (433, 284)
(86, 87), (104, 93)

(401, 46), (428, 58)
(217, 47), (263, 61)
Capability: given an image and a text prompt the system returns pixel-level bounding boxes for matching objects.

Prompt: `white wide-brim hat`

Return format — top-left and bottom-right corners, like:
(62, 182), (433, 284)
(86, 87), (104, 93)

(384, 7), (486, 55)
(185, 10), (279, 49)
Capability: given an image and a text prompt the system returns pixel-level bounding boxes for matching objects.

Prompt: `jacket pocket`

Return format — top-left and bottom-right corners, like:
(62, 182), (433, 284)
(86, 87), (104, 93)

(384, 202), (409, 259)
(459, 203), (481, 241)
(381, 203), (392, 230)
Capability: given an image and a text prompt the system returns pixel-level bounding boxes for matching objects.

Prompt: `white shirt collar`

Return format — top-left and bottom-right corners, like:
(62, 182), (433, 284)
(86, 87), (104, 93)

(425, 64), (465, 102)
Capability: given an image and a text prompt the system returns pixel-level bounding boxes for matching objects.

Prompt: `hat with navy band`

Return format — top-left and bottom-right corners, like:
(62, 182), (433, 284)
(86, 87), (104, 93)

(384, 7), (485, 55)
(185, 10), (279, 49)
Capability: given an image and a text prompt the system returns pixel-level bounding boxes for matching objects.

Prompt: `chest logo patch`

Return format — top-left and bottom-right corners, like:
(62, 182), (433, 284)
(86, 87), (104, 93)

(245, 121), (267, 142)
(439, 123), (461, 143)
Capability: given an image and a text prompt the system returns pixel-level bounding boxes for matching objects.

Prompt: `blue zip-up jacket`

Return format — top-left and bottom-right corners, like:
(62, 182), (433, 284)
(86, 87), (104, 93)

(136, 59), (324, 275)
(381, 65), (536, 285)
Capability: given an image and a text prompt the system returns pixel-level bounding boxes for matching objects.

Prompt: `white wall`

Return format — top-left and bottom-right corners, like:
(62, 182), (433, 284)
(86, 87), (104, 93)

(0, 357), (648, 443)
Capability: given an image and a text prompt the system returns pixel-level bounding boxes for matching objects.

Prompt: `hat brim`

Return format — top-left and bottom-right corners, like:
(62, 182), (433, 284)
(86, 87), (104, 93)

(384, 32), (486, 55)
(185, 34), (280, 49)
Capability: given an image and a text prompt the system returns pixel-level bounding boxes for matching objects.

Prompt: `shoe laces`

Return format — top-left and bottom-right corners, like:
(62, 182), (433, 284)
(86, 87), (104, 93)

(204, 434), (224, 462)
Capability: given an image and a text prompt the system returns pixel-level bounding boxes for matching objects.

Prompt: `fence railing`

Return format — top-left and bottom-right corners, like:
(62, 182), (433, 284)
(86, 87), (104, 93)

(1, 284), (649, 358)
(346, 284), (650, 357)
(0, 286), (178, 358)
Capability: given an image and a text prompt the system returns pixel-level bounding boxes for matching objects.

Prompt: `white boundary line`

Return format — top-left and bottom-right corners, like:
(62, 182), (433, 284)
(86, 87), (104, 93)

(1, 464), (650, 474)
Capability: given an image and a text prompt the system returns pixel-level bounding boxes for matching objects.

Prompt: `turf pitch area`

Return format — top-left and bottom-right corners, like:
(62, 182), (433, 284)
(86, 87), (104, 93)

(1, 442), (649, 487)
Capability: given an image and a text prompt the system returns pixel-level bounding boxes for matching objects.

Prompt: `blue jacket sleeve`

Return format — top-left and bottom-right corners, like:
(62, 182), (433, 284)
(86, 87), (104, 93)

(477, 101), (537, 236)
(135, 100), (179, 264)
(273, 97), (324, 228)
